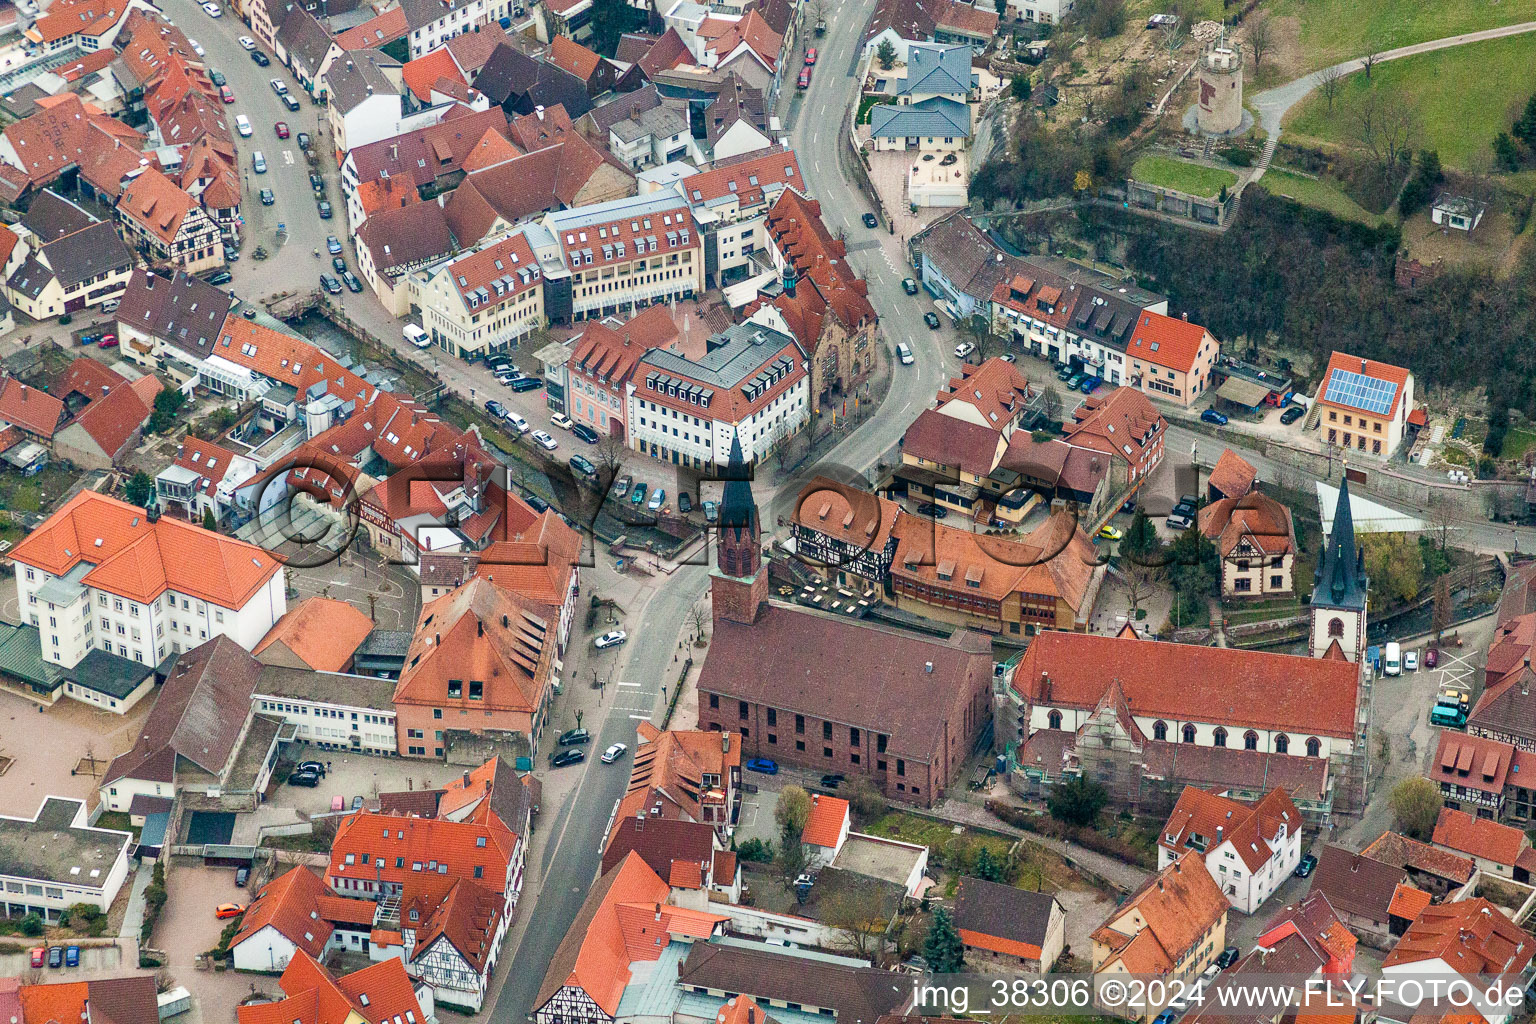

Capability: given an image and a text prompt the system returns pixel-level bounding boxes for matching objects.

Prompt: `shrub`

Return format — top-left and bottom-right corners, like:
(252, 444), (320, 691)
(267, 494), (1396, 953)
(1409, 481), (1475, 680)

(987, 799), (1156, 868)
(1220, 147), (1253, 167)
(736, 838), (773, 863)
(20, 913), (43, 937)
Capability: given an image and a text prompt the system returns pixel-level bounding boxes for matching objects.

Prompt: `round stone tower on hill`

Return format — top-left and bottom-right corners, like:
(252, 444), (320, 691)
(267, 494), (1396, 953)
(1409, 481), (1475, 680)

(1196, 40), (1244, 135)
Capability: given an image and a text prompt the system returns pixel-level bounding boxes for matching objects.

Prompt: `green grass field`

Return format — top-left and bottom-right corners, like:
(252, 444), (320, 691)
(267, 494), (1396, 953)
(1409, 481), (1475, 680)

(1267, 0), (1536, 70)
(1284, 32), (1536, 168)
(1131, 155), (1238, 197)
(1254, 169), (1392, 225)
(1503, 427), (1536, 461)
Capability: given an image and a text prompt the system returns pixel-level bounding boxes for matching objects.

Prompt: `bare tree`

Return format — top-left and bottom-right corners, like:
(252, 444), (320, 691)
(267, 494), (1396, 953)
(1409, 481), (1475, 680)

(1318, 65), (1345, 114)
(685, 601), (709, 643)
(1432, 575), (1452, 643)
(1038, 385), (1064, 427)
(1352, 91), (1417, 174)
(595, 432), (627, 479)
(1245, 15), (1272, 69)
(1121, 561), (1158, 620)
(1360, 51), (1380, 79)
(1429, 493), (1457, 551)
(822, 888), (896, 961)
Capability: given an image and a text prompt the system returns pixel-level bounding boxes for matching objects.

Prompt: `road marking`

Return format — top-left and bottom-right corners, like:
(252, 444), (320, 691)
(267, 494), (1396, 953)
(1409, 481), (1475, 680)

(815, 160), (822, 173)
(628, 713), (652, 721)
(283, 150), (294, 165)
(616, 681), (641, 688)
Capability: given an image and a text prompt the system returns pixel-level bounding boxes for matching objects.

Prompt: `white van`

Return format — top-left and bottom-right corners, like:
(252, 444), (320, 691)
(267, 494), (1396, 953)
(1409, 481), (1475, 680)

(505, 411), (529, 434)
(403, 324), (429, 348)
(252, 151), (266, 173)
(235, 114), (252, 137)
(1383, 641), (1402, 677)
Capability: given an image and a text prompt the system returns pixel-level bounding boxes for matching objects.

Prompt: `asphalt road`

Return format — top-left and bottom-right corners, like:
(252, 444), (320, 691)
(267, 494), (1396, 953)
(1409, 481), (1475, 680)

(158, 0), (344, 298)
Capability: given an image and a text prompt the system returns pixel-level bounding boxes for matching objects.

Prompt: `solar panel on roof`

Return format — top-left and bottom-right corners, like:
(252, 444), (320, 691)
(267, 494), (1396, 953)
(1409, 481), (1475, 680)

(1325, 368), (1398, 416)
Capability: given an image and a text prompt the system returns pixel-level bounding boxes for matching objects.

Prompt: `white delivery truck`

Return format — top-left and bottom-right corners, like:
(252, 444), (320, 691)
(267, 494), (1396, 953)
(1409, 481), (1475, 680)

(403, 324), (430, 348)
(1383, 641), (1402, 676)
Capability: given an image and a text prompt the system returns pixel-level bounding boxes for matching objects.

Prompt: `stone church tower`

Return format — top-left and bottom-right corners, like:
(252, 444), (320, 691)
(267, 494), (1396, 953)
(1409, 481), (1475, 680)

(711, 433), (767, 625)
(1310, 476), (1368, 661)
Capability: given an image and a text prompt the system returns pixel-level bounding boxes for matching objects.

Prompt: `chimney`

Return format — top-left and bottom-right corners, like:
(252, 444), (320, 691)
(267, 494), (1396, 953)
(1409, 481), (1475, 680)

(722, 733), (730, 752)
(477, 619), (484, 637)
(502, 614), (509, 628)
(435, 632), (441, 645)
(462, 769), (470, 787)
(924, 661), (933, 673)
(1157, 879), (1164, 892)
(749, 1011), (756, 1024)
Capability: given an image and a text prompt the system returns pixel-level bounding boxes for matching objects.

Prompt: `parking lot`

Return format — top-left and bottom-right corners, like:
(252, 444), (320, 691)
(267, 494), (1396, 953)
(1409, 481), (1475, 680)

(267, 750), (472, 816)
(154, 861), (278, 1019)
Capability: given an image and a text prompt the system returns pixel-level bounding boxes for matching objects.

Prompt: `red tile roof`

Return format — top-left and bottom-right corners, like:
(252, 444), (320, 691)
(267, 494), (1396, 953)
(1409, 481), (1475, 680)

(615, 721), (741, 825)
(1208, 448), (1256, 499)
(549, 35), (604, 82)
(117, 167), (199, 244)
(1013, 629), (1360, 738)
(1387, 884), (1432, 922)
(67, 373), (158, 462)
(328, 809), (516, 893)
(933, 357), (1033, 428)
(254, 596), (376, 671)
(1382, 897), (1535, 978)
(1428, 731), (1513, 799)
(401, 47), (463, 102)
(0, 377), (64, 438)
(791, 476), (901, 558)
(1198, 490), (1295, 559)
(1092, 851), (1227, 974)
(801, 794), (848, 848)
(12, 490), (280, 608)
(2, 94), (143, 185)
(1065, 386), (1164, 469)
(750, 189), (875, 341)
(892, 509), (1098, 612)
(707, 9), (781, 67)
(1317, 351), (1412, 420)
(232, 866), (334, 960)
(681, 147), (801, 212)
(1431, 806), (1526, 867)
(567, 305), (680, 391)
(1126, 311), (1214, 375)
(335, 6), (407, 49)
(1159, 785), (1300, 872)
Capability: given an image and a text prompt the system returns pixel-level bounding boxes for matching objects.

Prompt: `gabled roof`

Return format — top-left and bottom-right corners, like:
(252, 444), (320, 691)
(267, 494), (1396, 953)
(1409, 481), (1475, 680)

(534, 853), (729, 1017)
(1198, 490), (1295, 560)
(1382, 898), (1535, 978)
(1360, 830), (1476, 885)
(63, 371), (158, 462)
(329, 808), (517, 893)
(704, 73), (766, 146)
(1208, 448), (1257, 499)
(326, 48), (401, 114)
(891, 509), (1098, 612)
(801, 794), (848, 847)
(401, 46), (462, 102)
(437, 754), (533, 834)
(708, 10), (781, 69)
(1012, 629), (1360, 738)
(901, 43), (973, 96)
(567, 305), (679, 389)
(356, 201), (455, 276)
(614, 721), (740, 826)
(1064, 386), (1164, 468)
(103, 636), (265, 785)
(335, 6), (407, 49)
(790, 476), (900, 557)
(1092, 851), (1227, 973)
(116, 166), (199, 244)
(1428, 731), (1513, 799)
(1159, 785), (1301, 872)
(1317, 350), (1411, 420)
(231, 866), (334, 960)
(636, 28), (692, 81)
(954, 875), (1061, 959)
(900, 407), (1004, 477)
(277, 5), (336, 74)
(548, 34), (604, 82)
(933, 357), (1032, 427)
(0, 377), (65, 438)
(1309, 845), (1402, 923)
(112, 268), (234, 359)
(676, 937), (908, 1024)
(1127, 310), (1212, 375)
(393, 577), (552, 715)
(254, 596), (376, 672)
(412, 876), (503, 970)
(1431, 806), (1527, 867)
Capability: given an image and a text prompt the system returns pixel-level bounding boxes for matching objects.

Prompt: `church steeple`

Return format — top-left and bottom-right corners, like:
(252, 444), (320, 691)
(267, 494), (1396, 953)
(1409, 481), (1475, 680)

(1309, 476), (1369, 661)
(711, 433), (766, 624)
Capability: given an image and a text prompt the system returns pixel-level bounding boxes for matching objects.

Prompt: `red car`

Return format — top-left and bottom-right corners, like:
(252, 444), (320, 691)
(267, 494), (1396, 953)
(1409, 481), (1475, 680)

(274, 121), (290, 138)
(1424, 648), (1439, 668)
(797, 67), (810, 88)
(804, 47), (817, 65)
(30, 948), (45, 968)
(220, 84), (234, 103)
(98, 334), (118, 349)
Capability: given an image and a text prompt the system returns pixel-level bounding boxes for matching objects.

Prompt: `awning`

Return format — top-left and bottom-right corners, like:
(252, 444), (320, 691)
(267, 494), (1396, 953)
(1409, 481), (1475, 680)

(1216, 376), (1272, 408)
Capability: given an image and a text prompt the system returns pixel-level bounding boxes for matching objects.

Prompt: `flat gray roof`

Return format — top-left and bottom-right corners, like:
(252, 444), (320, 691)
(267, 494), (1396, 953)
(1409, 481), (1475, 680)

(255, 664), (397, 711)
(640, 321), (798, 392)
(0, 797), (130, 890)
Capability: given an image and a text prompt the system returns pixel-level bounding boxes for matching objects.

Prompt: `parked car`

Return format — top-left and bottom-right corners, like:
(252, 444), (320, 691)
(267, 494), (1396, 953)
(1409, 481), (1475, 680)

(913, 501), (948, 519)
(331, 256), (347, 273)
(1294, 854), (1318, 878)
(1215, 946), (1240, 969)
(570, 453), (595, 476)
(64, 946), (80, 967)
(531, 430), (557, 451)
(550, 411), (574, 430)
(310, 172), (325, 192)
(29, 948), (44, 968)
(342, 271), (361, 293)
(631, 484), (648, 506)
(235, 114), (252, 137)
(612, 475), (632, 498)
(235, 867), (249, 887)
(902, 278), (919, 295)
(282, 94), (300, 112)
(1098, 524), (1122, 540)
(505, 411), (529, 434)
(288, 768), (321, 786)
(954, 342), (975, 359)
(319, 274), (341, 295)
(219, 84), (234, 103)
(319, 201), (333, 220)
(648, 488), (666, 511)
(327, 236), (342, 254)
(678, 492), (692, 514)
(551, 748), (585, 767)
(97, 334), (118, 348)
(1057, 365), (1075, 380)
(558, 728), (591, 746)
(206, 270), (232, 285)
(214, 903), (245, 920)
(923, 311), (941, 329)
(571, 423), (600, 444)
(259, 188), (275, 205)
(797, 67), (810, 88)
(1201, 408), (1229, 425)
(250, 49), (270, 66)
(862, 212), (879, 228)
(297, 760), (325, 776)
(601, 743), (628, 764)
(269, 77), (287, 95)
(1065, 373), (1084, 389)
(1079, 376), (1100, 393)
(201, 4), (223, 18)
(210, 70), (226, 86)
(48, 946), (63, 969)
(819, 773), (844, 789)
(1425, 647), (1439, 668)
(351, 796), (364, 810)
(804, 47), (817, 64)
(897, 341), (913, 365)
(238, 34), (256, 48)
(274, 121), (289, 138)
(1404, 649), (1418, 672)
(1280, 405), (1306, 425)
(252, 151), (266, 173)
(296, 132), (310, 151)
(745, 757), (778, 774)
(485, 399), (508, 418)
(594, 630), (628, 650)
(703, 500), (718, 522)
(507, 376), (542, 392)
